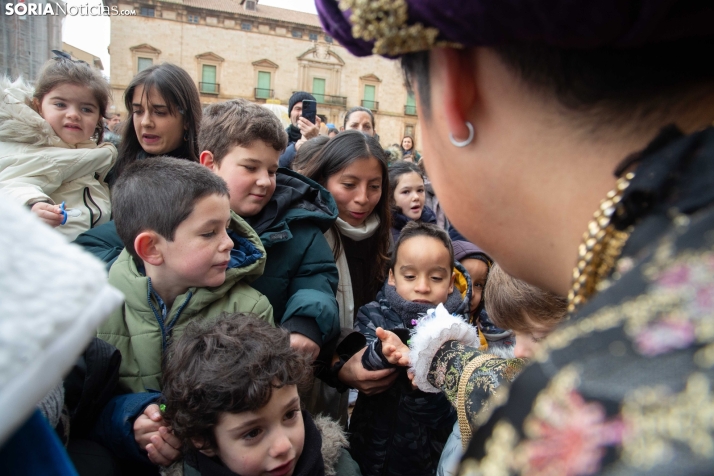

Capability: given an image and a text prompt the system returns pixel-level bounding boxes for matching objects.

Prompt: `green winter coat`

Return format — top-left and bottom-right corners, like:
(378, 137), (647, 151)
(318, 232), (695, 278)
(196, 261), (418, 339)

(98, 213), (274, 394)
(245, 169), (340, 346)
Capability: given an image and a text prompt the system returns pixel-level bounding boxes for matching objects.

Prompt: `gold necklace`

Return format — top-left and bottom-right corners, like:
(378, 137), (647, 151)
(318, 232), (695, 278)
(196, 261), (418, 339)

(567, 172), (635, 313)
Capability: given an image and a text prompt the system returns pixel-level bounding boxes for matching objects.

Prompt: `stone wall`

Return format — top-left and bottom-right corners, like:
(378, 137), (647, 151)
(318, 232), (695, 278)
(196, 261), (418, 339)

(106, 0), (421, 151)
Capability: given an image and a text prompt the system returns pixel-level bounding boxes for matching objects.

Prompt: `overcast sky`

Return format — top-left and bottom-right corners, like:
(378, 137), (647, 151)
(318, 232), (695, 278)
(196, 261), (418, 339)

(62, 0), (319, 77)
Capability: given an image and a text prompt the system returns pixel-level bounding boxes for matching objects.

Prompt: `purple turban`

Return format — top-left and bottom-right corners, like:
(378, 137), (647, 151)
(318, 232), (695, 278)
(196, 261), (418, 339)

(316, 0), (714, 58)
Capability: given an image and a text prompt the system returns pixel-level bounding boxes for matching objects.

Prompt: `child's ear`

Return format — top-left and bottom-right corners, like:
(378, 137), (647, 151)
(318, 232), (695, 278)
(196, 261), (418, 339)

(134, 231), (164, 266)
(448, 271), (456, 294)
(200, 150), (216, 170)
(192, 438), (216, 457)
(388, 268), (396, 286)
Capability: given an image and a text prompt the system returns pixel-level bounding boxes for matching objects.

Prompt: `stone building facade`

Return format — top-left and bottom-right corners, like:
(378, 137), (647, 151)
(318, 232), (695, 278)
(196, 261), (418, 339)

(1, 0), (63, 82)
(103, 0), (421, 150)
(62, 42), (105, 71)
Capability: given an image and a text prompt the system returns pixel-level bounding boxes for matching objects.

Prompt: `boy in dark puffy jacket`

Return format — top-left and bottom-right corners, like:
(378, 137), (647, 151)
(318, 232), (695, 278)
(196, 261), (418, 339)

(199, 99), (340, 359)
(349, 222), (469, 476)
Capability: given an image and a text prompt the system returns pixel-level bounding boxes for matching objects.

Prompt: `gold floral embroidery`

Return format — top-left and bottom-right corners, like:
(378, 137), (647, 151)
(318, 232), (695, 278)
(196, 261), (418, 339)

(621, 373), (714, 468)
(472, 366), (520, 430)
(535, 248), (714, 363)
(515, 366), (624, 475)
(338, 0), (456, 56)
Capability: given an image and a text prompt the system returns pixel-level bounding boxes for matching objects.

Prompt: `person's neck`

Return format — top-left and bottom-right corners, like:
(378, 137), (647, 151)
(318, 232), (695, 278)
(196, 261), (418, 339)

(144, 265), (187, 310)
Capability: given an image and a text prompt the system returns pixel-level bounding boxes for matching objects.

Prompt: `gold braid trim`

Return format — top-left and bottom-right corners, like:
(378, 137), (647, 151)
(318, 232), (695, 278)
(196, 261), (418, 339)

(338, 0), (460, 56)
(457, 353), (496, 449)
(567, 172), (634, 313)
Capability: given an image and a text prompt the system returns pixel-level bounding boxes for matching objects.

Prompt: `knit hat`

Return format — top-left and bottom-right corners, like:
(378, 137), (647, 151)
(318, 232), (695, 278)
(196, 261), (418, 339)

(288, 91), (316, 115)
(453, 240), (491, 266)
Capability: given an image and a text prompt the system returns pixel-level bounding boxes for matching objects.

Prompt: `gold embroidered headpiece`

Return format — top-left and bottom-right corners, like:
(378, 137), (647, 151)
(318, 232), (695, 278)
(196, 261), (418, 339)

(315, 0), (714, 59)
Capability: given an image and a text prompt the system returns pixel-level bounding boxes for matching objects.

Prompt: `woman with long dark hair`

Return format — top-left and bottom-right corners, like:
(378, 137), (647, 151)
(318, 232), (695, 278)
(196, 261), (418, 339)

(75, 63), (202, 267)
(302, 130), (397, 397)
(111, 63), (201, 182)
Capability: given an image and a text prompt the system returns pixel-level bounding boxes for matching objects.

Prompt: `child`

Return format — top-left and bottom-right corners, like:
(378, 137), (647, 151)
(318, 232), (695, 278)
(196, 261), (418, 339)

(417, 160), (449, 231)
(378, 264), (567, 476)
(349, 221), (469, 476)
(161, 313), (361, 476)
(451, 240), (512, 347)
(388, 161), (437, 243)
(95, 157), (273, 467)
(483, 264), (568, 359)
(452, 241), (490, 322)
(199, 99), (340, 361)
(0, 55), (116, 240)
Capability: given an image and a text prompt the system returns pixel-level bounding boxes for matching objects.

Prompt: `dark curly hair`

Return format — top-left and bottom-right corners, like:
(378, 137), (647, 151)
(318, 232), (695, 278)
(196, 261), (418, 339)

(161, 313), (312, 451)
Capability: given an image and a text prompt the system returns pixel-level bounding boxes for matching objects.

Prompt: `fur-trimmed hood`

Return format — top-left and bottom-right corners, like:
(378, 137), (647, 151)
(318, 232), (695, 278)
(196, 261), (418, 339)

(313, 415), (349, 476)
(0, 76), (64, 148)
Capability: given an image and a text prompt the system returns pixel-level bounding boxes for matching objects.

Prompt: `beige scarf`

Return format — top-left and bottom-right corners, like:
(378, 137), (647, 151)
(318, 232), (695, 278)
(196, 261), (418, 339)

(324, 215), (380, 328)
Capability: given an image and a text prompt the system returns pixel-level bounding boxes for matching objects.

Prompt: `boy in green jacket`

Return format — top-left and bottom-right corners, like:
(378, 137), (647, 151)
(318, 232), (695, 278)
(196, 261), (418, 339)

(94, 157), (273, 469)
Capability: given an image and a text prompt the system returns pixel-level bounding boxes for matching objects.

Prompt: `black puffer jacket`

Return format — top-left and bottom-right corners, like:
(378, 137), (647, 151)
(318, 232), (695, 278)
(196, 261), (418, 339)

(349, 265), (471, 476)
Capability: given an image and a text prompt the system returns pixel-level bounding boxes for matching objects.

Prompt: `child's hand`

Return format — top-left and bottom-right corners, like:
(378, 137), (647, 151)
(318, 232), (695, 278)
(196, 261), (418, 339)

(31, 202), (62, 227)
(134, 404), (182, 466)
(376, 327), (411, 367)
(146, 426), (182, 467)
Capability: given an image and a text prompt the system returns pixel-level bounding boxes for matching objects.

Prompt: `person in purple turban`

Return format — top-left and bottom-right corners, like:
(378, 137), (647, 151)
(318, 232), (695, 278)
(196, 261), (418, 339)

(317, 1), (714, 474)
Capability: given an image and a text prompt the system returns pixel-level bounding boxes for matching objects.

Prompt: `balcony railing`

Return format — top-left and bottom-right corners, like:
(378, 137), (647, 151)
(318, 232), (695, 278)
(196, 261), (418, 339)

(361, 100), (379, 111)
(254, 88), (274, 99)
(404, 105), (417, 116)
(318, 94), (347, 107)
(199, 82), (220, 94)
(293, 91), (347, 107)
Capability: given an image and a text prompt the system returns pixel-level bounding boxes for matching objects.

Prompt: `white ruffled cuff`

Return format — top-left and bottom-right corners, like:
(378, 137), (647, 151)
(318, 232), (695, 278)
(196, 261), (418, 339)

(409, 304), (480, 393)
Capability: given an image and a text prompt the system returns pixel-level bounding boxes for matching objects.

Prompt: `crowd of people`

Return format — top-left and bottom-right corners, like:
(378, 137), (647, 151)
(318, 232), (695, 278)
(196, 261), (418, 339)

(2, 0), (714, 475)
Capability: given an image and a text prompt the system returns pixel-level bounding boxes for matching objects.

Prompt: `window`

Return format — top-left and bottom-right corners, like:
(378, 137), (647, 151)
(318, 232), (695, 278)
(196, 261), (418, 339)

(325, 35), (333, 43)
(140, 6), (154, 17)
(241, 22), (252, 30)
(309, 33), (318, 41)
(252, 59), (278, 100)
(137, 57), (153, 72)
(404, 124), (415, 138)
(256, 71), (271, 99)
(405, 92), (417, 116)
(292, 29), (302, 38)
(312, 77), (325, 103)
(363, 84), (376, 110)
(188, 14), (199, 23)
(244, 0), (256, 10)
(201, 64), (217, 94)
(132, 44), (161, 73)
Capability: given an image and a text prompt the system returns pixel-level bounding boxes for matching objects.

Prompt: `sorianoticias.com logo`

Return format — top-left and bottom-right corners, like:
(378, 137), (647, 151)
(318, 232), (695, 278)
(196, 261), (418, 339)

(4, 1), (136, 16)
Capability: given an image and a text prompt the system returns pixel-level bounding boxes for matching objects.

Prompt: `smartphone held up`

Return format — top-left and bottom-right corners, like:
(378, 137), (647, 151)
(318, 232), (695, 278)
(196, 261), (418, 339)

(301, 99), (317, 124)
